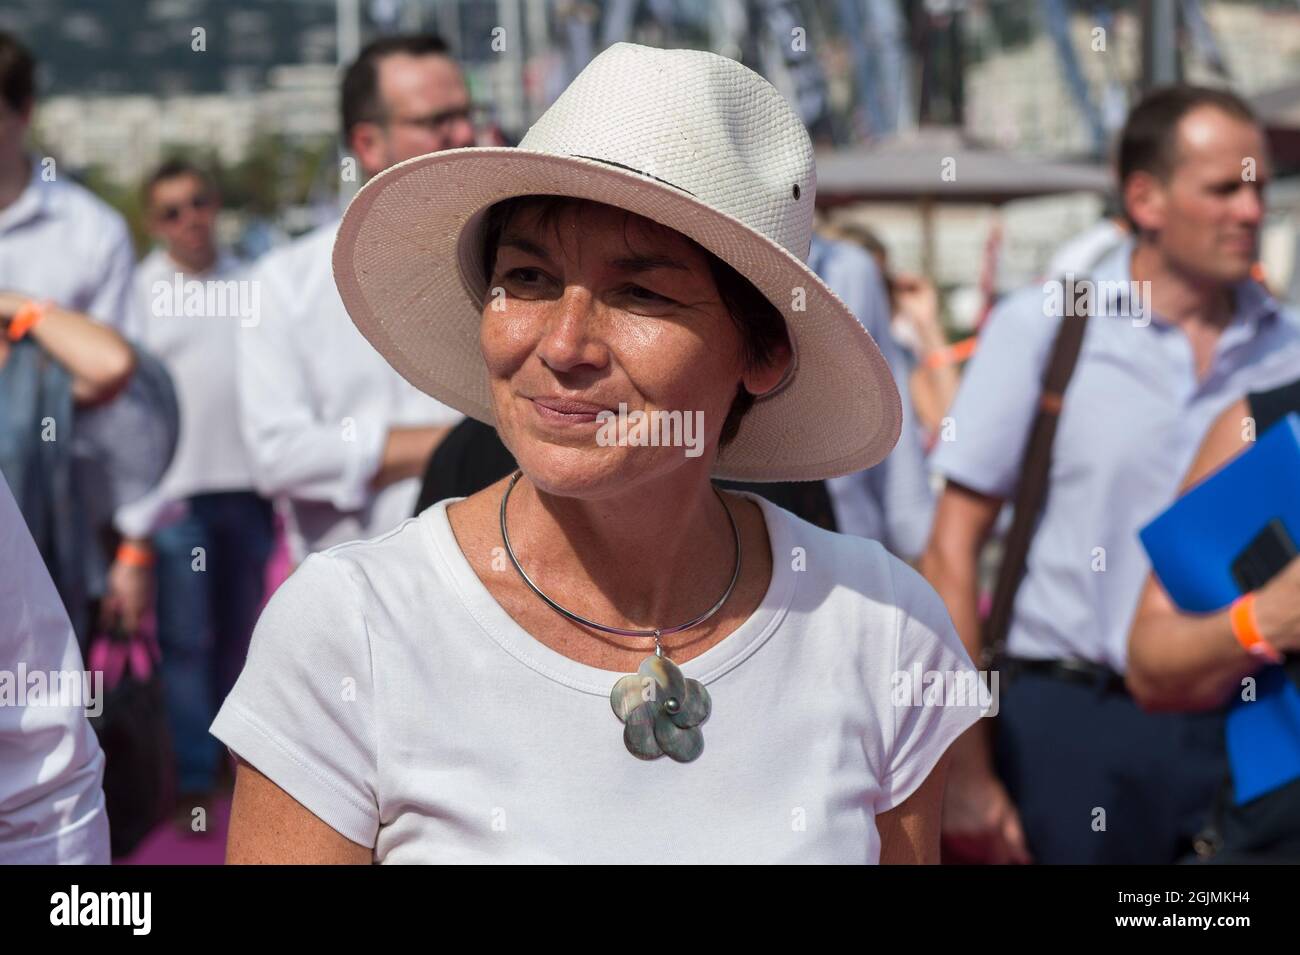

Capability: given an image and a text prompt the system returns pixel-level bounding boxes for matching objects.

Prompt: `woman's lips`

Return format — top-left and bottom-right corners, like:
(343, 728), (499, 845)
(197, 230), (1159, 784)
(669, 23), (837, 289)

(528, 396), (609, 425)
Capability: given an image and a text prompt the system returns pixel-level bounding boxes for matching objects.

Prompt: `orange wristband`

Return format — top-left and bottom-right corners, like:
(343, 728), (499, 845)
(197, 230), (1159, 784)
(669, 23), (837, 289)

(6, 299), (51, 341)
(1229, 593), (1283, 664)
(116, 541), (155, 569)
(922, 335), (977, 369)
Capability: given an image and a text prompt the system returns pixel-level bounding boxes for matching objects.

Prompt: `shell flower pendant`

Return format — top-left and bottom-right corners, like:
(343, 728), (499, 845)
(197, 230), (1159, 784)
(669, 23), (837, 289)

(610, 654), (712, 762)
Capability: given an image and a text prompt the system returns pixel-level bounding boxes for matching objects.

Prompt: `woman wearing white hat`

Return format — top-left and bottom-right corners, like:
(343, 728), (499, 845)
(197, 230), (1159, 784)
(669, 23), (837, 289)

(212, 43), (984, 864)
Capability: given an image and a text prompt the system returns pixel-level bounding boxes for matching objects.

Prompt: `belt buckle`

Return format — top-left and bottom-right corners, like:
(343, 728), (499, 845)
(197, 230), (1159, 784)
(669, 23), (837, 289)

(1059, 657), (1119, 694)
(1056, 657), (1100, 690)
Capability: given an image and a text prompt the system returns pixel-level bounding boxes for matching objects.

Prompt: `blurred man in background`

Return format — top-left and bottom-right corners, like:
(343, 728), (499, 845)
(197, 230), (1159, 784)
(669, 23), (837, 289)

(808, 231), (936, 561)
(0, 30), (146, 646)
(924, 86), (1300, 864)
(110, 159), (273, 827)
(0, 31), (135, 334)
(237, 33), (467, 559)
(822, 221), (961, 446)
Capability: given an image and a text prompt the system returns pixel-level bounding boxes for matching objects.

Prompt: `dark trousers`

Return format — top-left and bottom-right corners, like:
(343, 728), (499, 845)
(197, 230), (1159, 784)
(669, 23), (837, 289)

(154, 491), (274, 794)
(994, 668), (1227, 864)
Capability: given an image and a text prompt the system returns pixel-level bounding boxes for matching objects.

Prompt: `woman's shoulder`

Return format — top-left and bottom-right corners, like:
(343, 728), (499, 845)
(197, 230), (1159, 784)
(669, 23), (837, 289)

(244, 511), (453, 680)
(737, 489), (956, 640)
(276, 509), (448, 611)
(734, 489), (896, 583)
(328, 507), (442, 566)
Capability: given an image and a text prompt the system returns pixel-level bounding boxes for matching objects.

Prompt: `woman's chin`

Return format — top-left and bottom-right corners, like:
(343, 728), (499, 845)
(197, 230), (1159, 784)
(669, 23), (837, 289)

(512, 442), (687, 499)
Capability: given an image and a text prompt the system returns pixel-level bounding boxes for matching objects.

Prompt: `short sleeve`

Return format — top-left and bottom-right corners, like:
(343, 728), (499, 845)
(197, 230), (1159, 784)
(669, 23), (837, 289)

(84, 214), (136, 330)
(873, 556), (987, 814)
(928, 288), (1058, 500)
(210, 552), (379, 847)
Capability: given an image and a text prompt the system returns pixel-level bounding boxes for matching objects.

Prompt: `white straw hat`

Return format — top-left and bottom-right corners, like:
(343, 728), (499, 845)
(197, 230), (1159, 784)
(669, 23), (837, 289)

(332, 42), (901, 481)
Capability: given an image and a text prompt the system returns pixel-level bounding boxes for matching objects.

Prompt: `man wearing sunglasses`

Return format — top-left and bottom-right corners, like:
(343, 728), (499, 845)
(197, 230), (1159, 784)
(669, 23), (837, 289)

(237, 33), (471, 560)
(110, 160), (272, 829)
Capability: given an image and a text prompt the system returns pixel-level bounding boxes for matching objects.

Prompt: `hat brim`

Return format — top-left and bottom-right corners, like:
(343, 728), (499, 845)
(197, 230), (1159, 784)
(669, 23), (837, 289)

(332, 147), (901, 481)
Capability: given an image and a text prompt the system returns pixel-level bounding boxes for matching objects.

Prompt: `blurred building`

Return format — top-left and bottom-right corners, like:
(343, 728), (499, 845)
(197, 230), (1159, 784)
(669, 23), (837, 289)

(8, 0), (1299, 292)
(36, 64), (337, 189)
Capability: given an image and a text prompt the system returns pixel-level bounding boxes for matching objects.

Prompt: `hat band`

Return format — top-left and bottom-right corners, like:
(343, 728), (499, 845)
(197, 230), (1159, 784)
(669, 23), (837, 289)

(568, 154), (697, 198)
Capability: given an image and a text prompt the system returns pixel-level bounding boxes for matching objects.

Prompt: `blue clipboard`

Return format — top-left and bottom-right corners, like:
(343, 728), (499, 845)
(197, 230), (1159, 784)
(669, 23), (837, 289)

(1139, 412), (1300, 805)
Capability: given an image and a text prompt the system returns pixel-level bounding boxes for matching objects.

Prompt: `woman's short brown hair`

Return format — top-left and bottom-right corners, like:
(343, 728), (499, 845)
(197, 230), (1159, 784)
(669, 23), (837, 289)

(480, 195), (790, 447)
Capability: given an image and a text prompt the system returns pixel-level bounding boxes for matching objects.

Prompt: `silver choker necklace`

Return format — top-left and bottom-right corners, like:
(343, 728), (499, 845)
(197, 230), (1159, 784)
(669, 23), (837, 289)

(498, 469), (739, 762)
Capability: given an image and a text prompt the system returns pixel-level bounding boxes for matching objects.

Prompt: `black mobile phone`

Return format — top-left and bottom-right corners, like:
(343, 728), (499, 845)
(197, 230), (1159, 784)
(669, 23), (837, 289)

(1230, 518), (1300, 691)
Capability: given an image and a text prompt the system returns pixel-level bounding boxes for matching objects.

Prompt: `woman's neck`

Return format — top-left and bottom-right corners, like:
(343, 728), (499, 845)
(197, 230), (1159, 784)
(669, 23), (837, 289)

(503, 468), (743, 630)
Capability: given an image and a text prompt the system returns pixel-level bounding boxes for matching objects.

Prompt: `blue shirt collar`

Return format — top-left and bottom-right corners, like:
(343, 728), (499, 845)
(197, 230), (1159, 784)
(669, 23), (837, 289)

(0, 156), (51, 235)
(1088, 236), (1279, 334)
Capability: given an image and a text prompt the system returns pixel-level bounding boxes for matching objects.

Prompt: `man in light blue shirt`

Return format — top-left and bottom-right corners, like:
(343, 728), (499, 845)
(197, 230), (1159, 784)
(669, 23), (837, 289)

(922, 86), (1300, 864)
(808, 233), (934, 560)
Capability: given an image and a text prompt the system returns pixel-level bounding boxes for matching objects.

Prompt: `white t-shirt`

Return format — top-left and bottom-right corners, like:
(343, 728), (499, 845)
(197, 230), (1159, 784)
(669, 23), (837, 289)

(115, 249), (260, 537)
(0, 472), (109, 864)
(211, 492), (983, 863)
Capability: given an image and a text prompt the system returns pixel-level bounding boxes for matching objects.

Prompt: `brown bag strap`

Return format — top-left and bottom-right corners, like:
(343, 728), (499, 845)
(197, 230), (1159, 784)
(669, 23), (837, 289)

(981, 302), (1091, 664)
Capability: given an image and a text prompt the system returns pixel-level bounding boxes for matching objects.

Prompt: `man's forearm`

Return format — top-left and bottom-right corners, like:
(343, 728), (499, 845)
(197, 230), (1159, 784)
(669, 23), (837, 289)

(1128, 607), (1266, 712)
(920, 541), (997, 774)
(920, 543), (984, 670)
(13, 302), (134, 402)
(370, 425), (452, 492)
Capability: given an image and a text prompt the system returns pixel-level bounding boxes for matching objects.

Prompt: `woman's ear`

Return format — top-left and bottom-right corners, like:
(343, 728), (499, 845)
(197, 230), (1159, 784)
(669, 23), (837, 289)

(741, 337), (793, 398)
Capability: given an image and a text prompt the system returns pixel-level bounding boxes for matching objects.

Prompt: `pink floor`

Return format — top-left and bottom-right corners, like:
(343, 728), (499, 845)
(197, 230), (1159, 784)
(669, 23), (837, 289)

(116, 794), (232, 865)
(113, 517), (295, 866)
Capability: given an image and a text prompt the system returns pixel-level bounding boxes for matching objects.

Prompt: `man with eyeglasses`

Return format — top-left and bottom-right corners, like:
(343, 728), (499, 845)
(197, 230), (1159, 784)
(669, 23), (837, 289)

(238, 34), (470, 559)
(108, 159), (273, 828)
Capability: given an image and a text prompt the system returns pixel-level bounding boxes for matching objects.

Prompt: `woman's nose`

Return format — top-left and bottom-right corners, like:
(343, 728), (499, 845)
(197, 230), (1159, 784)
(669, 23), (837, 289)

(534, 286), (608, 374)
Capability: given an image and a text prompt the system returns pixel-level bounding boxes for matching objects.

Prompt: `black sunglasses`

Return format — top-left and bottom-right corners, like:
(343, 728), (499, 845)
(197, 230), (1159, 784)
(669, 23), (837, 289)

(157, 193), (214, 223)
(387, 105), (476, 133)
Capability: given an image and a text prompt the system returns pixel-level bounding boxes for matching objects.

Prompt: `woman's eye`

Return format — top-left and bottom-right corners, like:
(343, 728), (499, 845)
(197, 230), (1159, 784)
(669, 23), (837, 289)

(622, 284), (675, 305)
(506, 267), (545, 285)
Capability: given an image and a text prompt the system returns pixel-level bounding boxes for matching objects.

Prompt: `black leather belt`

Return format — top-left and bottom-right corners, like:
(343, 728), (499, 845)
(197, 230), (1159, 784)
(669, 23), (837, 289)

(997, 655), (1128, 695)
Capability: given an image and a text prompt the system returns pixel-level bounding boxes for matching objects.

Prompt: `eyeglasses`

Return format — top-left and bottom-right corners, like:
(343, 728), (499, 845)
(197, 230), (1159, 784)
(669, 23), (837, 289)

(156, 193), (214, 223)
(385, 105), (476, 135)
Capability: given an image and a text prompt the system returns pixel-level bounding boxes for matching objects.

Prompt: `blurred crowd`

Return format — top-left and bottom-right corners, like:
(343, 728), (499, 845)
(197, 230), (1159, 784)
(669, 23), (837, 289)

(3, 25), (1300, 864)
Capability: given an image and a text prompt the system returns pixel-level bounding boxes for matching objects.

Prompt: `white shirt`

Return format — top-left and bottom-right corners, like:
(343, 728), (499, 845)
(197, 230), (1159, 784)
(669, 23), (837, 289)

(806, 236), (935, 560)
(211, 492), (983, 863)
(1044, 218), (1128, 279)
(236, 220), (462, 558)
(0, 157), (134, 329)
(0, 471), (110, 864)
(115, 248), (259, 537)
(932, 241), (1300, 670)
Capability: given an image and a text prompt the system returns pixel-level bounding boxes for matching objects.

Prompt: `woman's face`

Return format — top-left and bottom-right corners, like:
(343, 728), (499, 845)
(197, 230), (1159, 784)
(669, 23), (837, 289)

(481, 199), (789, 498)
